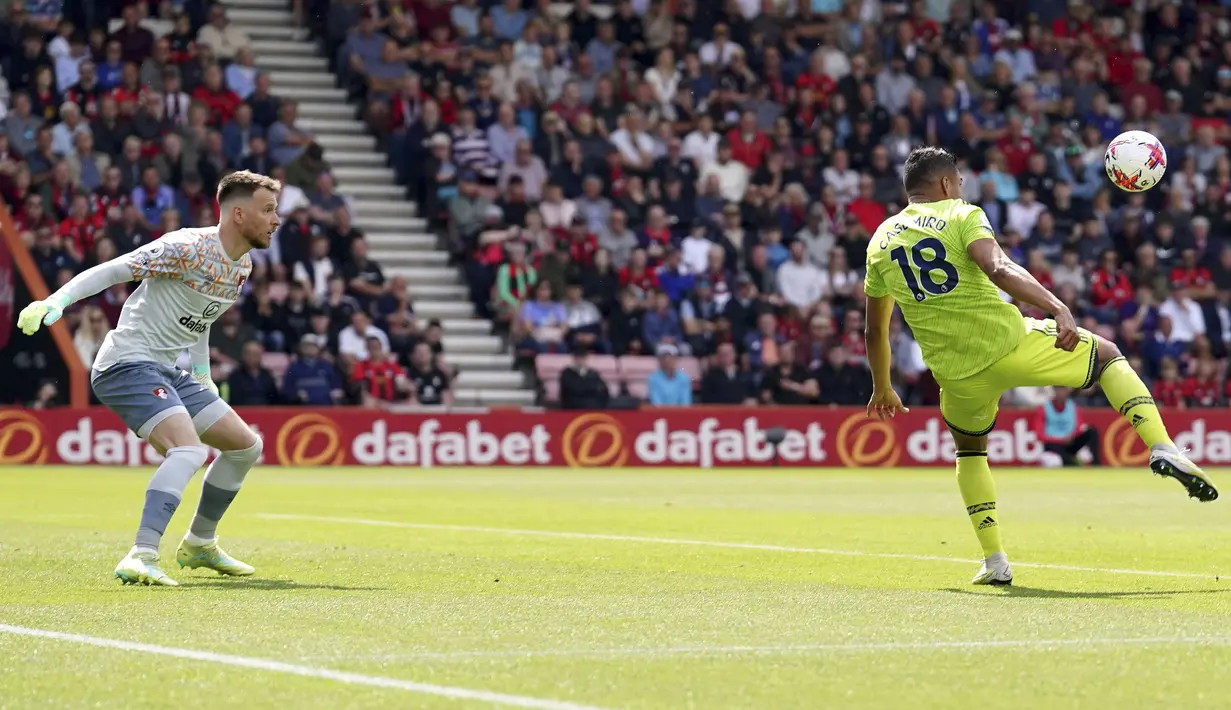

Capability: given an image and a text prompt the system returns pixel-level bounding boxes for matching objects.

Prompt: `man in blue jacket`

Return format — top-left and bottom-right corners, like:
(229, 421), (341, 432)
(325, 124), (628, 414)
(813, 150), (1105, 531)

(282, 335), (344, 405)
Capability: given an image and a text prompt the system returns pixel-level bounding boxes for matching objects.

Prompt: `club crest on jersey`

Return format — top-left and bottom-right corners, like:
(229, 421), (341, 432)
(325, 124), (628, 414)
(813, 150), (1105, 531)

(152, 387), (168, 400)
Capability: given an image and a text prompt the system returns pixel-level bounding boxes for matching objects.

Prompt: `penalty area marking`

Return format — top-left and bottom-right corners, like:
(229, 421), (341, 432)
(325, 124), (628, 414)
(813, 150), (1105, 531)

(258, 513), (1228, 581)
(0, 624), (608, 710)
(304, 635), (1231, 662)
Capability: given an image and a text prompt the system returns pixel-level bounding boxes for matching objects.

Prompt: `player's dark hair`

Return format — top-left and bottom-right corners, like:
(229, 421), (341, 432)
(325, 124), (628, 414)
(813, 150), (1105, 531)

(903, 146), (958, 193)
(216, 169), (282, 204)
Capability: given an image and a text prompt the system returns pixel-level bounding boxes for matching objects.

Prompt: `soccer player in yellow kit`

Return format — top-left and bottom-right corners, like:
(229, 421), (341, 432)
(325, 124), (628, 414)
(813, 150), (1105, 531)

(863, 147), (1218, 586)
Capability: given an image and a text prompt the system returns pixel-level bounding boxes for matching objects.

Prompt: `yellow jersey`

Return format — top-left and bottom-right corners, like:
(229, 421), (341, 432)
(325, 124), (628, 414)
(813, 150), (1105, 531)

(863, 199), (1023, 381)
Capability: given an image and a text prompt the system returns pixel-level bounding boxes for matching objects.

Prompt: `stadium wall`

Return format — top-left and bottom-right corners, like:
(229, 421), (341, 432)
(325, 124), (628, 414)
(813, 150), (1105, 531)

(1, 407), (1229, 468)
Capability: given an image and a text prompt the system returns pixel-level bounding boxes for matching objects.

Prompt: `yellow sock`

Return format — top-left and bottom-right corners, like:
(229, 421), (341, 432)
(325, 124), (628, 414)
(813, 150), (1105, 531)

(1099, 357), (1175, 449)
(956, 451), (1004, 558)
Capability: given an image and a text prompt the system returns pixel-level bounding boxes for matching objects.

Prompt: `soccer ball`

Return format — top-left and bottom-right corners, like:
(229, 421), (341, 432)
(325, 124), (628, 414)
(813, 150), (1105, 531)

(1104, 130), (1167, 192)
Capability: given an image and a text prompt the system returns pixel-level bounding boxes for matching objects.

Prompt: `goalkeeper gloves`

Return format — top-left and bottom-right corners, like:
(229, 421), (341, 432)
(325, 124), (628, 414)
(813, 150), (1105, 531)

(192, 365), (219, 396)
(17, 294), (70, 335)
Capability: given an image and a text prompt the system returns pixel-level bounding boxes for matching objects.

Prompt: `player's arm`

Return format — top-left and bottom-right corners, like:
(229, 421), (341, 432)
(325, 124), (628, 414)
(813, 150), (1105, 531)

(863, 259), (908, 421)
(17, 257), (134, 335)
(965, 220), (1079, 351)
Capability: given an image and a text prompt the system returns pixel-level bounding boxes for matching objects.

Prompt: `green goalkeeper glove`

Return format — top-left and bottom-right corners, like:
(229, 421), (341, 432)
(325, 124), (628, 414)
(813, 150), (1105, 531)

(17, 294), (70, 335)
(191, 365), (219, 396)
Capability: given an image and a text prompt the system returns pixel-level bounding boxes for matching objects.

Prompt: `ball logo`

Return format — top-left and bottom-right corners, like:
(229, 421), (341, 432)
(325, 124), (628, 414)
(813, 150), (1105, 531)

(561, 413), (628, 468)
(835, 413), (900, 468)
(1102, 416), (1149, 468)
(203, 301), (221, 318)
(275, 413), (344, 466)
(0, 411), (47, 464)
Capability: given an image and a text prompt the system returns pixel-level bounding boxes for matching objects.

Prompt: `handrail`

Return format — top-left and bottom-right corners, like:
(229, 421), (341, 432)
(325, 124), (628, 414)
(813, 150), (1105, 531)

(0, 201), (87, 407)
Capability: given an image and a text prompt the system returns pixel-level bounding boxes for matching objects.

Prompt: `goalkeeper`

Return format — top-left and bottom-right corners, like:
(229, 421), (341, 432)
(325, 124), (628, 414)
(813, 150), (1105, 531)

(17, 171), (281, 586)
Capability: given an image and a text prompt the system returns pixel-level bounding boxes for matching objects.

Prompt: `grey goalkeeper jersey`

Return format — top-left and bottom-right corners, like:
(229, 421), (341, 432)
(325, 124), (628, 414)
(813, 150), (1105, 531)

(78, 227), (252, 371)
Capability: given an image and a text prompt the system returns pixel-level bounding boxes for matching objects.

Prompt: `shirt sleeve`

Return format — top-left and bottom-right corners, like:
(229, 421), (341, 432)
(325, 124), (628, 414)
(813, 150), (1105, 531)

(863, 259), (888, 298)
(960, 205), (997, 248)
(124, 239), (193, 281)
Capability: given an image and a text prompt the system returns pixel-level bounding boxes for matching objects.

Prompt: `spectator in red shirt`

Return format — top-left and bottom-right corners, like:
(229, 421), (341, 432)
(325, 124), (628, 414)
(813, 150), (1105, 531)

(1187, 358), (1223, 408)
(352, 336), (410, 406)
(1154, 357), (1186, 409)
(557, 215), (598, 266)
(725, 110), (772, 170)
(58, 192), (104, 262)
(1119, 57), (1163, 115)
(620, 248), (659, 294)
(191, 64), (241, 127)
(1170, 249), (1214, 299)
(995, 116), (1034, 174)
(1090, 250), (1133, 309)
(793, 51), (835, 108)
(846, 175), (886, 235)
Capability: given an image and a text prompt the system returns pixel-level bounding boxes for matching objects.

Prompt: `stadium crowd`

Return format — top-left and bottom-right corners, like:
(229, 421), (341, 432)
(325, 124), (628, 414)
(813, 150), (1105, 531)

(6, 0), (1231, 411)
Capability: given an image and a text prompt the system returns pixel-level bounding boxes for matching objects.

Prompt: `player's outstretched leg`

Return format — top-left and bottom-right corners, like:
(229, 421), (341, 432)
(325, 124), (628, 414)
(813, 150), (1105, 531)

(115, 415), (209, 587)
(177, 411), (261, 576)
(952, 436), (1012, 586)
(1095, 338), (1218, 501)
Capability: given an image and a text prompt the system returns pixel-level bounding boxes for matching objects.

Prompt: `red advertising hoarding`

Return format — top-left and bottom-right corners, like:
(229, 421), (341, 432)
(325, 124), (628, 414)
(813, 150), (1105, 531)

(1, 407), (1230, 468)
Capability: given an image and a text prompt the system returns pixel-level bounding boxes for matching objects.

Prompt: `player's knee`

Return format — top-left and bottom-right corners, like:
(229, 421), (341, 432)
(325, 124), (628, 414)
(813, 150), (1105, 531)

(228, 435), (262, 466)
(1096, 336), (1122, 369)
(168, 444), (210, 471)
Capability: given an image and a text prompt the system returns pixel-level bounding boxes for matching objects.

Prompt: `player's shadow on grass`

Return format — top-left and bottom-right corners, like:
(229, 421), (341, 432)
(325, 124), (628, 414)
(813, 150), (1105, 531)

(941, 585), (1230, 600)
(183, 578), (387, 592)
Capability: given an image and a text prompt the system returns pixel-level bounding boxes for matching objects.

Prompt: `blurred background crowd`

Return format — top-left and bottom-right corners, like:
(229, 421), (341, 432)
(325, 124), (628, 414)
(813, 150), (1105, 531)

(4, 0), (1231, 412)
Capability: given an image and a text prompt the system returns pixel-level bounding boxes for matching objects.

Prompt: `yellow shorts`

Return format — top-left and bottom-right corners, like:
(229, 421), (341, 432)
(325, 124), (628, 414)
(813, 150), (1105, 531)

(937, 318), (1100, 437)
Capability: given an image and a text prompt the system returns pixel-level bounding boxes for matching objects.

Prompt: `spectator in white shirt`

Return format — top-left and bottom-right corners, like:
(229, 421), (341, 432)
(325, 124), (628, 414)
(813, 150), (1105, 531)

(699, 23), (742, 67)
(682, 114), (720, 172)
(680, 218), (714, 275)
(777, 241), (825, 312)
(1004, 189), (1044, 239)
(338, 310), (391, 365)
(1158, 283), (1207, 343)
(644, 48), (681, 112)
(822, 149), (859, 205)
(698, 139), (750, 202)
(539, 182), (577, 229)
(293, 235), (336, 303)
(197, 5), (252, 62)
(609, 109), (656, 171)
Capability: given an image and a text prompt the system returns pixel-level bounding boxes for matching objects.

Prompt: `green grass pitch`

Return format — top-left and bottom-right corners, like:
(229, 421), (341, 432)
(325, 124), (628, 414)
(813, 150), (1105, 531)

(0, 465), (1229, 709)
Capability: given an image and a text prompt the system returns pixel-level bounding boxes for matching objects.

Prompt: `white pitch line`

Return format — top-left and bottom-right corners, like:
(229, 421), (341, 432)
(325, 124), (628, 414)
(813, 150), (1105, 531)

(305, 635), (1231, 662)
(258, 513), (1227, 580)
(0, 624), (607, 710)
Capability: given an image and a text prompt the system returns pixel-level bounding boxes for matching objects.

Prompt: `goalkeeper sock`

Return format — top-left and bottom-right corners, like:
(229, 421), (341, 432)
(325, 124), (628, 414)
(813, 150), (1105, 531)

(1099, 357), (1175, 449)
(134, 445), (209, 554)
(956, 451), (1004, 559)
(188, 439), (261, 540)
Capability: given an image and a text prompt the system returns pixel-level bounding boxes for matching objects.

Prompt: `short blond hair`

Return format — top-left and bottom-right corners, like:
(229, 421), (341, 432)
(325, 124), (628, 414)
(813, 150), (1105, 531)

(216, 170), (282, 204)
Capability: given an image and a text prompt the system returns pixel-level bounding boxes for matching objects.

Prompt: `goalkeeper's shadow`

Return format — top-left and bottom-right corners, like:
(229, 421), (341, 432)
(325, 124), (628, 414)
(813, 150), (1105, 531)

(939, 585), (1230, 600)
(179, 577), (388, 592)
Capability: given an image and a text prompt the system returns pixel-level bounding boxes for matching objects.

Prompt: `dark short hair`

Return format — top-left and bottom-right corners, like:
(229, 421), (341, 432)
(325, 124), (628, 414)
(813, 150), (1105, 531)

(216, 169), (281, 204)
(903, 146), (957, 193)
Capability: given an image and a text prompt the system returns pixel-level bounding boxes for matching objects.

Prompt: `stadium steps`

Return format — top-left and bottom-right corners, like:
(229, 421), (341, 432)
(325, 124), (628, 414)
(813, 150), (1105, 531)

(227, 0), (534, 406)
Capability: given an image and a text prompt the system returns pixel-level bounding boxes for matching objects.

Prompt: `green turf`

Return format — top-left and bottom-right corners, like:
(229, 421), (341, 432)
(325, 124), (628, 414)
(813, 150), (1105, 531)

(0, 465), (1229, 710)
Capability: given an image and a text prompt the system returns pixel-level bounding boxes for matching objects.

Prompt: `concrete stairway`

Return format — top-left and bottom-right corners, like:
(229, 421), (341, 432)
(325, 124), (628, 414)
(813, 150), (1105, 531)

(222, 0), (532, 406)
